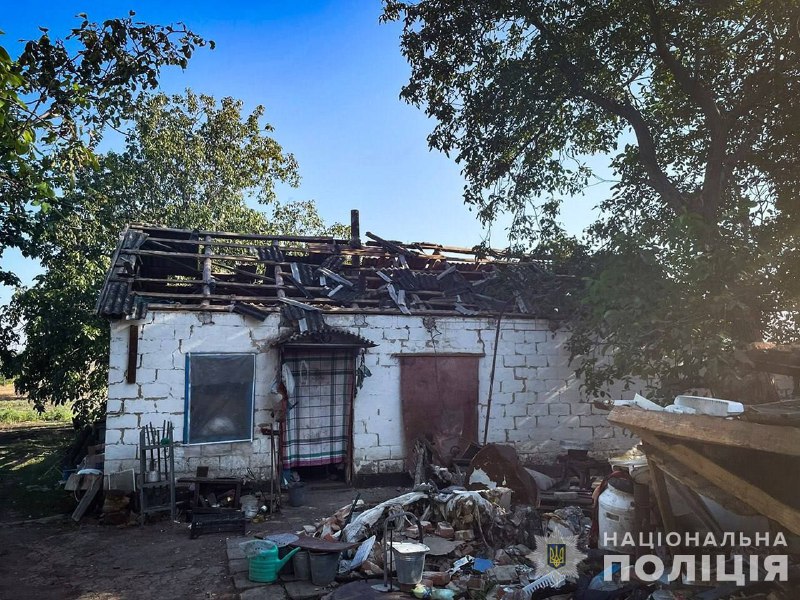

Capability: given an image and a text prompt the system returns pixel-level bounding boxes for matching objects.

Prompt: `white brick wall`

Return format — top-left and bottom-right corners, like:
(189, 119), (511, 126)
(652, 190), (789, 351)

(104, 311), (640, 479)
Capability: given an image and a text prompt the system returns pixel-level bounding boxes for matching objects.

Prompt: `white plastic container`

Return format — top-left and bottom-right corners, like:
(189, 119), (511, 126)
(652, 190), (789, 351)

(598, 482), (636, 553)
(674, 395), (744, 416)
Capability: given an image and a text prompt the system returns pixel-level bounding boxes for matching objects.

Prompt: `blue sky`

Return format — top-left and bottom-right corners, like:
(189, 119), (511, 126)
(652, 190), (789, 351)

(1, 1), (604, 306)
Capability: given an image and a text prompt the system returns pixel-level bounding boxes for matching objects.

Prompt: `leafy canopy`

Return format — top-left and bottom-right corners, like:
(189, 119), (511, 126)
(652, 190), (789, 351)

(0, 12), (211, 286)
(1, 90), (342, 423)
(384, 0), (800, 400)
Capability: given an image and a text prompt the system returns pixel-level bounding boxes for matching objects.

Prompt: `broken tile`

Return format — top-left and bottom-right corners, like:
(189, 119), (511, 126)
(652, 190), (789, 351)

(233, 572), (268, 591)
(283, 580), (326, 600)
(488, 565), (518, 585)
(229, 558), (249, 574)
(240, 586), (289, 600)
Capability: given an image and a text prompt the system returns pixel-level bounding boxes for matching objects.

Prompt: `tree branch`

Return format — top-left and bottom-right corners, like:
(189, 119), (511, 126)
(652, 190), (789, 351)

(644, 0), (727, 219)
(522, 9), (688, 214)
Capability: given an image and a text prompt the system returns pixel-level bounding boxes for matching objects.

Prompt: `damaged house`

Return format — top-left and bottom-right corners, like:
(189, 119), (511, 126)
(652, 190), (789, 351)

(96, 212), (636, 484)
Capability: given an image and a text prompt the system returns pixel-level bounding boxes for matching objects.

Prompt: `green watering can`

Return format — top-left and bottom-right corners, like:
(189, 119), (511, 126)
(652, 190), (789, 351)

(248, 544), (301, 583)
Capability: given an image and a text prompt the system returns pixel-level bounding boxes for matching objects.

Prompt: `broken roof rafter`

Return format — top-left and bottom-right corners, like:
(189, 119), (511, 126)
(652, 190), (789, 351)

(97, 224), (564, 320)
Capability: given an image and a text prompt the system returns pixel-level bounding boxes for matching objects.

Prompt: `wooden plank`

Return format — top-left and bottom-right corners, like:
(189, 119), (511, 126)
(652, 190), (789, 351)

(71, 475), (102, 522)
(126, 325), (139, 384)
(643, 434), (800, 536)
(648, 461), (677, 536)
(646, 451), (757, 516)
(608, 406), (800, 456)
(671, 479), (723, 537)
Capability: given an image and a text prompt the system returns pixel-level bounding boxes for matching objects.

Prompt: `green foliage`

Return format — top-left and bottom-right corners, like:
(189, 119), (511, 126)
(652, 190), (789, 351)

(384, 0), (800, 400)
(0, 13), (211, 287)
(2, 91), (341, 423)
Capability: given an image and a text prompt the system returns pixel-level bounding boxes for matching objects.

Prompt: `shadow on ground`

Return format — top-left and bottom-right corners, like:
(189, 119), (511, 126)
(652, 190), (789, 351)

(0, 423), (75, 521)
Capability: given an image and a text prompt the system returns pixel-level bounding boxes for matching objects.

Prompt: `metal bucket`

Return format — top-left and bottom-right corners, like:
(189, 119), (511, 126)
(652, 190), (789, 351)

(288, 482), (306, 507)
(308, 550), (340, 586)
(292, 550), (311, 581)
(390, 542), (430, 585)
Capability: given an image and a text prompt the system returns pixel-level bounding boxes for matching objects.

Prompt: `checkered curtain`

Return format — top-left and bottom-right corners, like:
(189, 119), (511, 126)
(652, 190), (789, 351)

(282, 350), (355, 468)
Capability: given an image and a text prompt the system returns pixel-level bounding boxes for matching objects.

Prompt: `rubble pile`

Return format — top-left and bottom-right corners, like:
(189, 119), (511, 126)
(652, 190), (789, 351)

(294, 442), (799, 600)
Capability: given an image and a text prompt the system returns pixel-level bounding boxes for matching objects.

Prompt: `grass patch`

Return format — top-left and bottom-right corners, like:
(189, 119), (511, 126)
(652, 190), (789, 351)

(0, 385), (73, 426)
(0, 424), (76, 520)
(0, 385), (77, 519)
(0, 399), (73, 425)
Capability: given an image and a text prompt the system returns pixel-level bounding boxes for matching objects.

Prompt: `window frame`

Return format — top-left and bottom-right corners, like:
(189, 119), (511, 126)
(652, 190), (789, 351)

(183, 352), (256, 445)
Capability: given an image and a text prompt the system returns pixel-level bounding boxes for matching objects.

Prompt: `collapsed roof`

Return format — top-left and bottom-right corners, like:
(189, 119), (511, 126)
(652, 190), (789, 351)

(96, 218), (567, 329)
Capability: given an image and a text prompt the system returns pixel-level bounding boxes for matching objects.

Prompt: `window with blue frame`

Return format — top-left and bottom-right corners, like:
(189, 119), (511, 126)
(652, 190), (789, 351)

(185, 353), (255, 444)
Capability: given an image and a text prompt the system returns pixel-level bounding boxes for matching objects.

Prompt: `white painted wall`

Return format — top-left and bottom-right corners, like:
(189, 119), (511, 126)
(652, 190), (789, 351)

(104, 311), (639, 478)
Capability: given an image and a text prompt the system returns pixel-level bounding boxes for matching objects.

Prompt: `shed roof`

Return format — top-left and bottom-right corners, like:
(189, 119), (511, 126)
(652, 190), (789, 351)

(96, 222), (568, 326)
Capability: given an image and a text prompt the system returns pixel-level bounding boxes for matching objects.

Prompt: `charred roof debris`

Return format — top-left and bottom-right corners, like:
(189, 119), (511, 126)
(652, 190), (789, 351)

(96, 213), (575, 331)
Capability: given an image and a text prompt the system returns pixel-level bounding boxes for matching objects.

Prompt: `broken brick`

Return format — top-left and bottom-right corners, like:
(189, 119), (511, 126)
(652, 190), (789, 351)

(454, 530), (474, 542)
(435, 522), (455, 539)
(423, 571), (451, 587)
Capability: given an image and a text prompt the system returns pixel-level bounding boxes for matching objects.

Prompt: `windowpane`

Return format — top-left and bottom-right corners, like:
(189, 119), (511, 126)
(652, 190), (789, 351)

(187, 353), (255, 444)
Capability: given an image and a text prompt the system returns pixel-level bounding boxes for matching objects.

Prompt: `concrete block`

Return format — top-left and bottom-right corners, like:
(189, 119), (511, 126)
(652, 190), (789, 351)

(120, 428), (141, 445)
(364, 445), (392, 461)
(219, 454), (250, 473)
(502, 354), (526, 368)
(154, 398), (184, 414)
(178, 444), (203, 458)
(571, 403), (593, 415)
(499, 378), (524, 393)
(112, 413), (140, 430)
(111, 384), (140, 399)
(505, 428), (534, 443)
(554, 427), (594, 441)
(526, 403), (548, 417)
(522, 354), (545, 368)
(548, 403), (571, 416)
(201, 443), (232, 456)
(500, 329), (525, 343)
(579, 414), (611, 427)
(155, 369), (186, 387)
(488, 416), (515, 432)
(536, 416), (560, 429)
(524, 330), (547, 343)
(106, 399), (123, 414)
(103, 443), (130, 462)
(108, 367), (126, 385)
(378, 459), (404, 473)
(139, 382), (171, 399)
(503, 402), (528, 418)
(513, 415), (536, 429)
(592, 427), (616, 439)
(124, 399), (155, 414)
(353, 433), (378, 449)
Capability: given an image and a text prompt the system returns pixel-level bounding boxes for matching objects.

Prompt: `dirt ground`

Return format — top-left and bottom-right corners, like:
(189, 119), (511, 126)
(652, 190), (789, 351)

(0, 471), (398, 600)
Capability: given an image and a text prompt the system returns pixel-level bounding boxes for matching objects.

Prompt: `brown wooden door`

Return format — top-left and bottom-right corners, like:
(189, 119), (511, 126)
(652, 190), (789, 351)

(399, 354), (479, 467)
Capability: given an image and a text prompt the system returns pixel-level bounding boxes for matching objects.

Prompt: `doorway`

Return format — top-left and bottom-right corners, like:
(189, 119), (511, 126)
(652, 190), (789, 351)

(281, 348), (356, 483)
(399, 354), (480, 467)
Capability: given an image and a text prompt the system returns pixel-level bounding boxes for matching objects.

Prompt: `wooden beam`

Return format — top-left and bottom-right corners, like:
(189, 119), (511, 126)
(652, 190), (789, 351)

(644, 435), (800, 536)
(608, 406), (800, 456)
(648, 460), (677, 536)
(646, 451), (757, 516)
(126, 325), (139, 384)
(72, 474), (102, 522)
